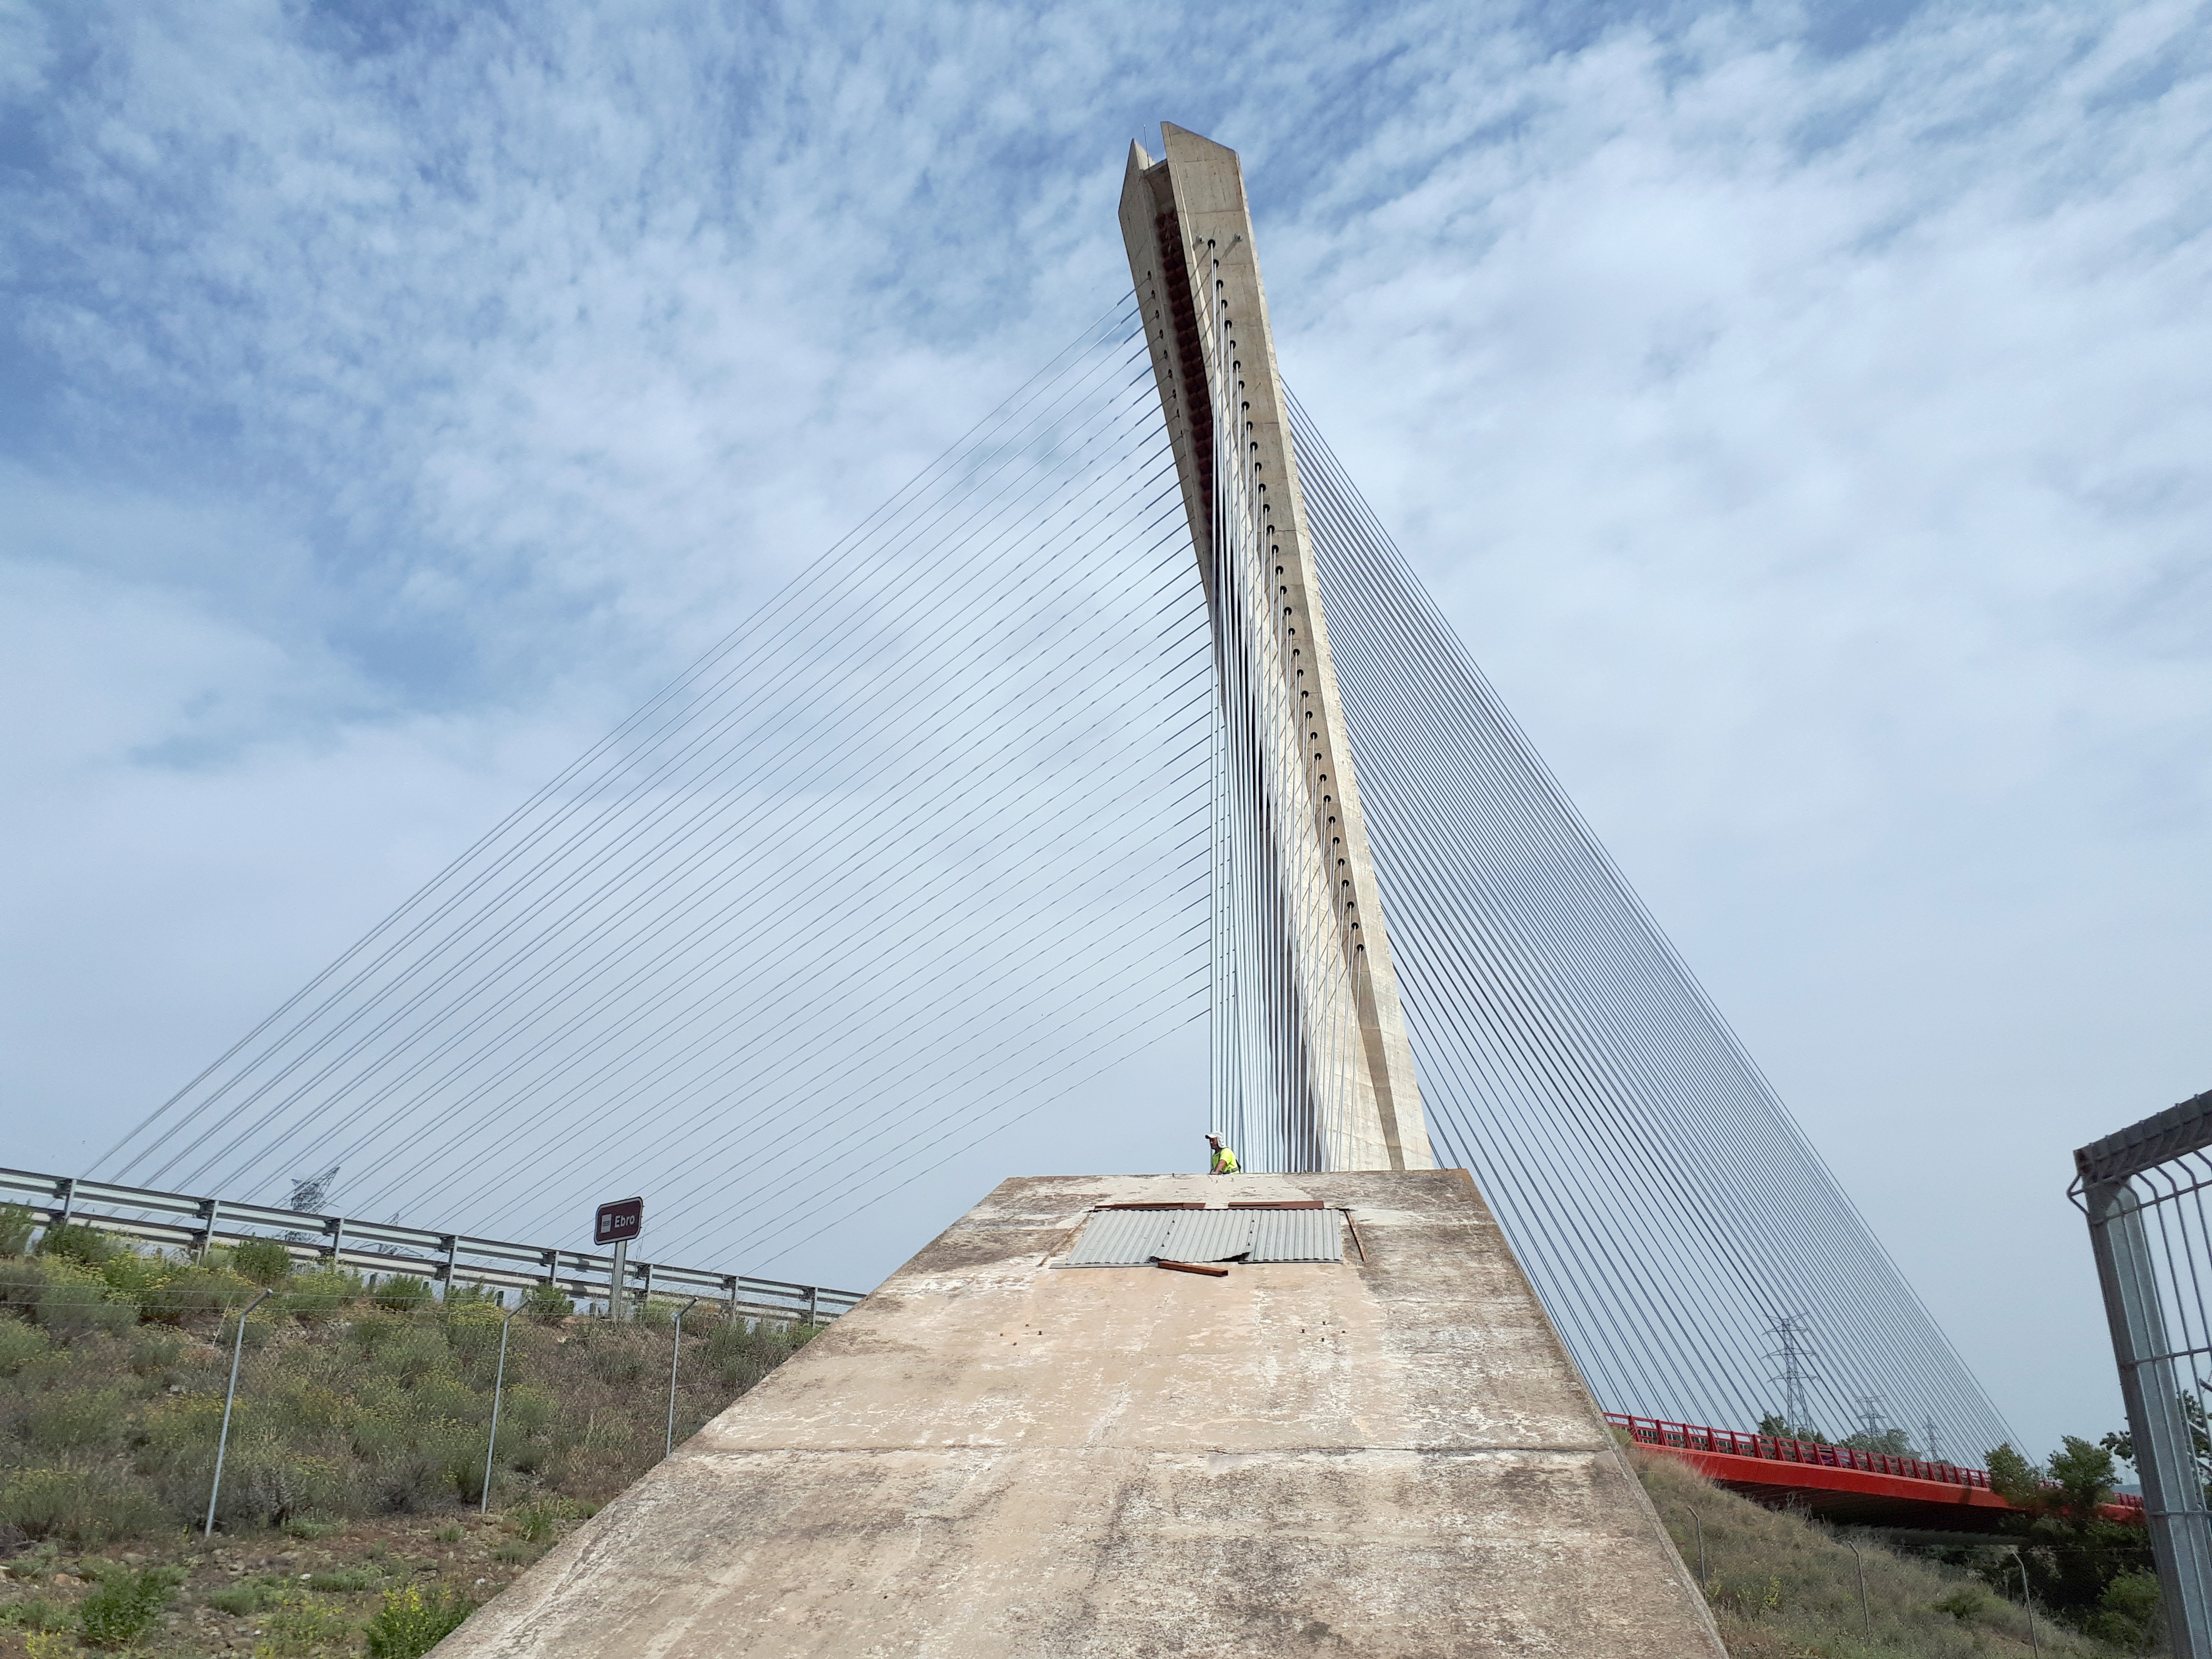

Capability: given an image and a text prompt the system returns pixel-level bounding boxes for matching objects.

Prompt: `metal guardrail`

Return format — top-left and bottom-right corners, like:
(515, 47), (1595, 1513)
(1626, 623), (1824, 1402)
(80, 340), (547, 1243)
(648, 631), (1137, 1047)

(2073, 1086), (2212, 1659)
(0, 1167), (867, 1326)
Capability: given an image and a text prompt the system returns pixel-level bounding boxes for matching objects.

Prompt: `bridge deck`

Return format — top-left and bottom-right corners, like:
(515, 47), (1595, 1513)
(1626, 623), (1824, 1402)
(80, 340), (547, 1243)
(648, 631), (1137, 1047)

(1613, 1414), (2146, 1531)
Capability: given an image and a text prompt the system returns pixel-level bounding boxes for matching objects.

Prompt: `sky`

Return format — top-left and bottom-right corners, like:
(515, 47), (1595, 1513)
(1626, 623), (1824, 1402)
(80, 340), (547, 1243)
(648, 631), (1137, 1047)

(3, 0), (2208, 1459)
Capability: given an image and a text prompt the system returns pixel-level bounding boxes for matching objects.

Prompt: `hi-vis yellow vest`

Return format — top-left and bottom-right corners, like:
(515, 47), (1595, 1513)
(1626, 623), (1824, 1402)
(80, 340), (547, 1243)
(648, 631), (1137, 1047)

(1211, 1145), (1239, 1175)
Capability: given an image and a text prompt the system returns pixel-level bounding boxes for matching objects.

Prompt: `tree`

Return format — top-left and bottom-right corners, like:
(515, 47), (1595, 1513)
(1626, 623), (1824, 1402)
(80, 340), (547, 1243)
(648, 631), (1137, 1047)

(1757, 1414), (1826, 1444)
(2045, 1436), (2118, 1531)
(1975, 1433), (2154, 1639)
(1984, 1443), (2043, 1510)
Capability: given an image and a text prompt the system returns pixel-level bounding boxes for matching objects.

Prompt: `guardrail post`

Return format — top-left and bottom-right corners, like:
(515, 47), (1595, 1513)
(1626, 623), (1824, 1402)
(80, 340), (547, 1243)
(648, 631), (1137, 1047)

(326, 1216), (345, 1264)
(196, 1198), (222, 1262)
(54, 1176), (77, 1231)
(439, 1234), (457, 1294)
(723, 1274), (738, 1320)
(806, 1285), (818, 1325)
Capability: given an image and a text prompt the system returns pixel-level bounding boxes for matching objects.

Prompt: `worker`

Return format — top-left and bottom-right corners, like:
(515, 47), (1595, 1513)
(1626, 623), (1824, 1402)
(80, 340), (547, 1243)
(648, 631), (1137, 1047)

(1205, 1132), (1239, 1176)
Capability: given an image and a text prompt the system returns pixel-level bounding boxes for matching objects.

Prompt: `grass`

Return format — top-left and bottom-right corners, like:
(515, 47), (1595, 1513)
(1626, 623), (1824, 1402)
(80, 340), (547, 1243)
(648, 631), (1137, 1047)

(1633, 1449), (2147, 1657)
(0, 1220), (821, 1657)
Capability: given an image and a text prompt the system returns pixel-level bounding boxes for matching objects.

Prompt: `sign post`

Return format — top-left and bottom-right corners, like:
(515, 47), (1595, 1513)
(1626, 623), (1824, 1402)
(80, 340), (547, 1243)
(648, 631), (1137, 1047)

(595, 1196), (643, 1322)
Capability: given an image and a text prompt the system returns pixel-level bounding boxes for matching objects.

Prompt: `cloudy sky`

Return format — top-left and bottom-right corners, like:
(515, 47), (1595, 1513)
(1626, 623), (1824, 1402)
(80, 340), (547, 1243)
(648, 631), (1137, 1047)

(5, 0), (2208, 1457)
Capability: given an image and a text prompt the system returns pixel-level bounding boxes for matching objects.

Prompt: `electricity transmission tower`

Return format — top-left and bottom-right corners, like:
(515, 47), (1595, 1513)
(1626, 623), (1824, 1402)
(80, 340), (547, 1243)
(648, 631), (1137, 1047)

(1118, 125), (1432, 1174)
(1767, 1313), (1817, 1431)
(1854, 1395), (1891, 1443)
(289, 1166), (340, 1213)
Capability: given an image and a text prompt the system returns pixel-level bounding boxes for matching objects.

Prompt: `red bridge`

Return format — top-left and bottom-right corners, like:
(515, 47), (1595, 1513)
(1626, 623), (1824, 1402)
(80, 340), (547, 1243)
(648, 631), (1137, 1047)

(1609, 1414), (2147, 1532)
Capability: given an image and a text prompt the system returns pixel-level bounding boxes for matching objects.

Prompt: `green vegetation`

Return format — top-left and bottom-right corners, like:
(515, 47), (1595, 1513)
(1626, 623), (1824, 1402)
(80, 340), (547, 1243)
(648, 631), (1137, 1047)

(0, 1220), (822, 1656)
(1975, 1435), (2159, 1645)
(1634, 1447), (2146, 1656)
(365, 1585), (472, 1659)
(76, 1564), (183, 1649)
(231, 1238), (298, 1287)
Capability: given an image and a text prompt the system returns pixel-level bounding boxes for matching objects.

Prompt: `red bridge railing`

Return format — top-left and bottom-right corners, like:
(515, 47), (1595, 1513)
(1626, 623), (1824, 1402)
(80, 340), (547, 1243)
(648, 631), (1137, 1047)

(1606, 1412), (1991, 1487)
(1605, 1412), (2146, 1518)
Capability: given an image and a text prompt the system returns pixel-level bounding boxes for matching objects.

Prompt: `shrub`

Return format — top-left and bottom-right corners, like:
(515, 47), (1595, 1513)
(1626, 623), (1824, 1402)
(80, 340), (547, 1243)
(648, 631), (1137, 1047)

(2090, 1570), (2161, 1646)
(232, 1237), (296, 1287)
(0, 1316), (52, 1374)
(585, 1331), (646, 1384)
(375, 1324), (452, 1386)
(372, 1275), (433, 1313)
(0, 1465), (167, 1545)
(510, 1498), (562, 1543)
(306, 1566), (383, 1593)
(208, 1444), (358, 1529)
(208, 1582), (278, 1615)
(24, 1384), (130, 1451)
(280, 1267), (361, 1322)
(365, 1586), (472, 1659)
(702, 1320), (805, 1391)
(1933, 1584), (1990, 1620)
(0, 1202), (36, 1256)
(139, 1263), (255, 1324)
(252, 1587), (352, 1656)
(521, 1282), (573, 1324)
(128, 1327), (191, 1378)
(76, 1563), (183, 1649)
(500, 1385), (554, 1436)
(0, 1256), (46, 1316)
(38, 1223), (117, 1267)
(0, 1597), (71, 1632)
(34, 1259), (135, 1341)
(94, 1247), (172, 1301)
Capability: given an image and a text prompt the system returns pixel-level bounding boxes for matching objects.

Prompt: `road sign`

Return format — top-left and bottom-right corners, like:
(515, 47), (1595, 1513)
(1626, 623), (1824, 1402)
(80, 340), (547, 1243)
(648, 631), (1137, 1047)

(595, 1196), (644, 1247)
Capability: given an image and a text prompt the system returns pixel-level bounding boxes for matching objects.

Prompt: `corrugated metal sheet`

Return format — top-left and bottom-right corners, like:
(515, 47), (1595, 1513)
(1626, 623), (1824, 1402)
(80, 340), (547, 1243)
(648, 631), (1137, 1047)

(1064, 1209), (1177, 1266)
(1159, 1210), (1258, 1263)
(1063, 1207), (1345, 1267)
(1249, 1208), (1342, 1263)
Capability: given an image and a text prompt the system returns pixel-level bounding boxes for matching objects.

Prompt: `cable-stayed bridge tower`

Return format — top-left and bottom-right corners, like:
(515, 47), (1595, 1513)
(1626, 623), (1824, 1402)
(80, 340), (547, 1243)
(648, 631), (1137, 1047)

(1120, 127), (1430, 1175)
(88, 124), (2015, 1462)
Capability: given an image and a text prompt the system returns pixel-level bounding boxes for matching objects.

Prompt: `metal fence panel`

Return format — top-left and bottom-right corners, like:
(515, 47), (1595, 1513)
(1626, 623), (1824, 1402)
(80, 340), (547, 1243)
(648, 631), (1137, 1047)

(2075, 1088), (2212, 1659)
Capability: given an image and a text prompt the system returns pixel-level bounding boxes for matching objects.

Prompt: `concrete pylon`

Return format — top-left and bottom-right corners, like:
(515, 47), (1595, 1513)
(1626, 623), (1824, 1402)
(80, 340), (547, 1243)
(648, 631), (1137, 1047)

(1120, 127), (1432, 1175)
(436, 1174), (1729, 1657)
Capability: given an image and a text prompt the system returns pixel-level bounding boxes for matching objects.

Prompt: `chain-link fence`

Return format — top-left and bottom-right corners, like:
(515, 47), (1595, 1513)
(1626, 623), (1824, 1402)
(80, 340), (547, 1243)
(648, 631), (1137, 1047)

(0, 1215), (817, 1557)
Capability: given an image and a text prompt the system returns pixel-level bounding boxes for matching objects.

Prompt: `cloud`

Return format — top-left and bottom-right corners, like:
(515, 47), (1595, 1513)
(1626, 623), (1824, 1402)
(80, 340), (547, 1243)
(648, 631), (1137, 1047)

(3, 0), (2207, 1454)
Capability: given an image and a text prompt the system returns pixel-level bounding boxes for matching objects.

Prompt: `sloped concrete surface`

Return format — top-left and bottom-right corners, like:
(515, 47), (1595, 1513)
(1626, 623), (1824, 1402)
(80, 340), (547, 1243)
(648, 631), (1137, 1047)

(437, 1171), (1725, 1656)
